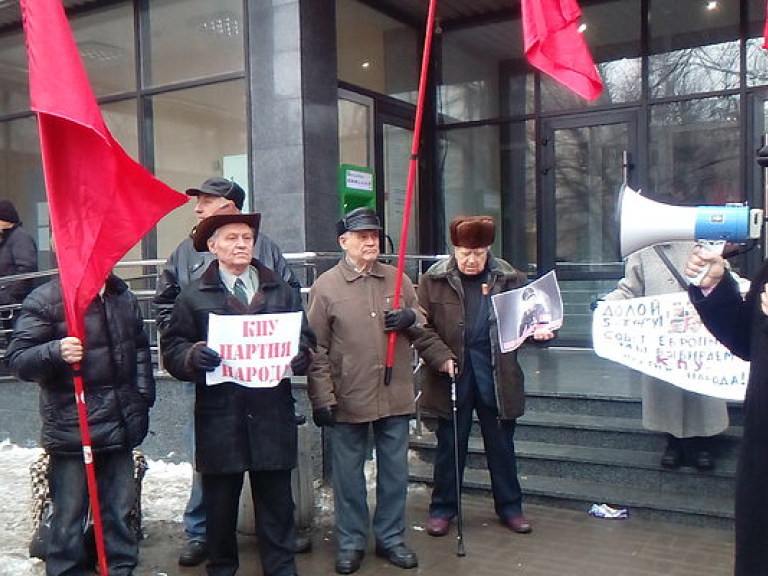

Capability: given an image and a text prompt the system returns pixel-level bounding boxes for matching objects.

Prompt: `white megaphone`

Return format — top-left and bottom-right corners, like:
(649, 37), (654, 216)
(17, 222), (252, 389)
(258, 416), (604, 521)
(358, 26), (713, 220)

(618, 185), (764, 258)
(617, 185), (764, 284)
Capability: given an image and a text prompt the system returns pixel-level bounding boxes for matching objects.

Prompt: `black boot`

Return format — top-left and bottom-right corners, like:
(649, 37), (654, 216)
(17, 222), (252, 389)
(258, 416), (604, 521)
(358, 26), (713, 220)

(686, 436), (715, 471)
(660, 435), (683, 469)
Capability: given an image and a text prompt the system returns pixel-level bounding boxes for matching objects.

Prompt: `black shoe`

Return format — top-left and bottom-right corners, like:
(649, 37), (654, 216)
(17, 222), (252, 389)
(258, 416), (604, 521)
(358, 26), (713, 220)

(660, 436), (682, 469)
(335, 549), (364, 574)
(295, 531), (313, 554)
(694, 449), (715, 471)
(375, 543), (418, 569)
(178, 540), (208, 566)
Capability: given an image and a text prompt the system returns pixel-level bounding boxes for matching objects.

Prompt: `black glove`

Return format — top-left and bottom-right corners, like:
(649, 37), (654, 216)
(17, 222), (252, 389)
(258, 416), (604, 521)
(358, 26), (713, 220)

(312, 406), (336, 427)
(384, 308), (416, 333)
(589, 297), (604, 311)
(290, 349), (311, 376)
(190, 345), (222, 372)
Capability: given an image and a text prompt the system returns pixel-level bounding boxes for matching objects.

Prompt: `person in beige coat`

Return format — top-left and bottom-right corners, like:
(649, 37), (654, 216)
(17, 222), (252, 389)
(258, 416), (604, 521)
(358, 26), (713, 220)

(603, 241), (729, 470)
(307, 207), (452, 575)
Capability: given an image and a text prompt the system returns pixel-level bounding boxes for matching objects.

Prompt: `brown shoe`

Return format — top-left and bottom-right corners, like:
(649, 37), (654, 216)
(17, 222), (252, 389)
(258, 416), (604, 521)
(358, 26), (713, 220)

(503, 515), (532, 534)
(426, 516), (451, 537)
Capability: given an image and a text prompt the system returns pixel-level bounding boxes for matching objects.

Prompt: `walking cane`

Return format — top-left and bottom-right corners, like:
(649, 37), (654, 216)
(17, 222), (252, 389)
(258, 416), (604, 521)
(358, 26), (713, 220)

(450, 373), (467, 556)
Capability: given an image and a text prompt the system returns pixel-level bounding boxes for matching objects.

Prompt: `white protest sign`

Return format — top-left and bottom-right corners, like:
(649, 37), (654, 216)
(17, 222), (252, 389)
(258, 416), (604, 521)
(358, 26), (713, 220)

(593, 294), (747, 401)
(491, 270), (563, 353)
(206, 312), (302, 388)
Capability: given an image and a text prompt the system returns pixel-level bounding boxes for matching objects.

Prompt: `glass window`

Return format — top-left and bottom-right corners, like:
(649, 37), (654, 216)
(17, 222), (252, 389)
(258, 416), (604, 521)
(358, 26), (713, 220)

(338, 96), (372, 167)
(0, 117), (49, 269)
(649, 0), (739, 98)
(441, 125), (502, 255)
(649, 96), (741, 206)
(147, 0), (244, 87)
(441, 20), (530, 122)
(501, 120), (536, 272)
(542, 0), (641, 112)
(746, 0), (768, 87)
(151, 80), (247, 259)
(336, 0), (419, 104)
(0, 29), (30, 115)
(72, 2), (136, 97)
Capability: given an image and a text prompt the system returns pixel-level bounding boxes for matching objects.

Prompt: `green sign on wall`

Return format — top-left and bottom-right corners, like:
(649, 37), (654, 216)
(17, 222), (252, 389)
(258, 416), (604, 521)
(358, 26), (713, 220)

(338, 164), (375, 214)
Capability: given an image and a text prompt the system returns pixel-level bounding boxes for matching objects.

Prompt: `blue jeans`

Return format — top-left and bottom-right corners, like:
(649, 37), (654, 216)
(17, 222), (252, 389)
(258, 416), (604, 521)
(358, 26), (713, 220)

(429, 382), (523, 521)
(46, 450), (138, 576)
(330, 415), (410, 551)
(183, 387), (206, 543)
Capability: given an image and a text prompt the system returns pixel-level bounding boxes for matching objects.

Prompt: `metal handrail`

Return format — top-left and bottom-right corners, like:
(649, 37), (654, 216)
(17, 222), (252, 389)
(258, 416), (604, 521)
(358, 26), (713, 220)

(0, 251), (452, 362)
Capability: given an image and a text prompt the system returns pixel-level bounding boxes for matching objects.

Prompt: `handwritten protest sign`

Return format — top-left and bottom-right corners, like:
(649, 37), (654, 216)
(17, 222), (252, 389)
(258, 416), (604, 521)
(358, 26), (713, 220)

(593, 294), (747, 401)
(206, 311), (302, 388)
(491, 270), (563, 353)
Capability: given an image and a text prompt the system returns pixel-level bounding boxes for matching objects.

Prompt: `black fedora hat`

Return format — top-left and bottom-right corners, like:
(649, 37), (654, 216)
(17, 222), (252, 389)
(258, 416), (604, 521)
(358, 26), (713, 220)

(192, 213), (261, 252)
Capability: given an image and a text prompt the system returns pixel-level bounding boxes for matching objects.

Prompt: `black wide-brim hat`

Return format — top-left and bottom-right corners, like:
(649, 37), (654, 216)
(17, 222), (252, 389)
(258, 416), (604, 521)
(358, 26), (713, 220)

(193, 213), (261, 252)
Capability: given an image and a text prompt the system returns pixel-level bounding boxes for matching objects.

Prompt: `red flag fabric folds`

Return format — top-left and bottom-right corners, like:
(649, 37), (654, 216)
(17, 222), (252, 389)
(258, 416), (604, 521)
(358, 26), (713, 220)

(763, 0), (768, 49)
(21, 0), (187, 339)
(521, 0), (604, 101)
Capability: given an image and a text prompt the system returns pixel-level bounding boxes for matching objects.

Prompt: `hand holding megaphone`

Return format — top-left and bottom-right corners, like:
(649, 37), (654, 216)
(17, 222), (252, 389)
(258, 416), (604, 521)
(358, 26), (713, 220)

(685, 243), (728, 289)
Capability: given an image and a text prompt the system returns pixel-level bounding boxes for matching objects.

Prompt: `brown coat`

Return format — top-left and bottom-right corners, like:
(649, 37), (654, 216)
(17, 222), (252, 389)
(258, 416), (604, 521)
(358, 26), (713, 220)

(414, 255), (528, 420)
(307, 258), (434, 423)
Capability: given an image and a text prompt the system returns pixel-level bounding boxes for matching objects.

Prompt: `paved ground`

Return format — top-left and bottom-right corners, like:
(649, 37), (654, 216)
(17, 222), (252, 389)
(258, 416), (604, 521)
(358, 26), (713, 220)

(135, 484), (734, 576)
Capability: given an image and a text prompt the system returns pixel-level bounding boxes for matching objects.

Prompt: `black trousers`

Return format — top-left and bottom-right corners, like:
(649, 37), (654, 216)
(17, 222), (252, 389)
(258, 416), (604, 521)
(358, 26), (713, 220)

(202, 469), (296, 576)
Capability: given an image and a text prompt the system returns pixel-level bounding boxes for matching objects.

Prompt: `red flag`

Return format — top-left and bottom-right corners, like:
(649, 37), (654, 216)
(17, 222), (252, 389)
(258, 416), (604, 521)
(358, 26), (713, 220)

(21, 0), (187, 339)
(763, 0), (768, 49)
(521, 0), (604, 101)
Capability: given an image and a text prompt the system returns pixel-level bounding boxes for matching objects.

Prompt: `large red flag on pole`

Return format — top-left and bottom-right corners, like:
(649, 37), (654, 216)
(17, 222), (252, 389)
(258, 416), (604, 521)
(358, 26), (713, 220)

(763, 0), (768, 49)
(21, 0), (187, 572)
(521, 0), (604, 101)
(384, 0), (438, 383)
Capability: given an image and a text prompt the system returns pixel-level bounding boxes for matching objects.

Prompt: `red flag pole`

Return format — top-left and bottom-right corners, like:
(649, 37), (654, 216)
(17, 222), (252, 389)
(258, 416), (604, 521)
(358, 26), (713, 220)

(384, 0), (438, 385)
(71, 365), (110, 576)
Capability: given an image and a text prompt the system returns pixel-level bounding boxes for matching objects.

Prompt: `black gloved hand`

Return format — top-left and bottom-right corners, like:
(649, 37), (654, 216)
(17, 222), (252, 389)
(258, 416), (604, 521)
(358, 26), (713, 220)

(290, 349), (311, 376)
(384, 308), (416, 333)
(589, 297), (605, 311)
(190, 345), (222, 372)
(312, 406), (336, 427)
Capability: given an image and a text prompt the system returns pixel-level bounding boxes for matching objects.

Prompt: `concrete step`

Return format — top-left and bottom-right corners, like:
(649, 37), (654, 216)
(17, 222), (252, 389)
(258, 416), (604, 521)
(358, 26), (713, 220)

(408, 458), (734, 529)
(410, 429), (737, 497)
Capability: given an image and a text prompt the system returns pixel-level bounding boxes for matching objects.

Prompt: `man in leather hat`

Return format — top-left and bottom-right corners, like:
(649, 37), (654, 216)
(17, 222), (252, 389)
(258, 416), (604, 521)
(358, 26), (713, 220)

(161, 212), (315, 576)
(306, 207), (449, 574)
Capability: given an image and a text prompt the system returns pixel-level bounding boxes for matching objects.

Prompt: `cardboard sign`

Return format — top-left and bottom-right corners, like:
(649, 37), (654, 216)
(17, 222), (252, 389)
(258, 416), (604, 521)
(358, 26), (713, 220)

(206, 312), (302, 388)
(593, 294), (747, 401)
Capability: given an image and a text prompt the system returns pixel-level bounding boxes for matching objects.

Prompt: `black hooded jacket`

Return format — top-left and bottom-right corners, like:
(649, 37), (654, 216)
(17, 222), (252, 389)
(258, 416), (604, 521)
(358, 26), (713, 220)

(5, 275), (154, 454)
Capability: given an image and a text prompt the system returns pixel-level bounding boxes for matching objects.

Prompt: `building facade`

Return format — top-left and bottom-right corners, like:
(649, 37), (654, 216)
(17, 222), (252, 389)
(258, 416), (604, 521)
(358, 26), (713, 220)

(0, 0), (766, 346)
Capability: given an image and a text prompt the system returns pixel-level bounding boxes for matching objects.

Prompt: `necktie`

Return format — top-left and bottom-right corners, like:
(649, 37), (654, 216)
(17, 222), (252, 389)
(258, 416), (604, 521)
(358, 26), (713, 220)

(233, 278), (249, 305)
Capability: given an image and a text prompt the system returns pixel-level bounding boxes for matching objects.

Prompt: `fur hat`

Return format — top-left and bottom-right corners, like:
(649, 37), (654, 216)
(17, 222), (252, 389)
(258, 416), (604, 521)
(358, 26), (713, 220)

(0, 200), (20, 224)
(449, 215), (495, 248)
(192, 213), (261, 252)
(336, 207), (382, 237)
(186, 178), (245, 210)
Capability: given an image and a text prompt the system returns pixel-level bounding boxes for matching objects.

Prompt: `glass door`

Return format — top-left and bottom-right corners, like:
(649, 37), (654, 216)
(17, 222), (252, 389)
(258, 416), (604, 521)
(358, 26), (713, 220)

(541, 110), (639, 345)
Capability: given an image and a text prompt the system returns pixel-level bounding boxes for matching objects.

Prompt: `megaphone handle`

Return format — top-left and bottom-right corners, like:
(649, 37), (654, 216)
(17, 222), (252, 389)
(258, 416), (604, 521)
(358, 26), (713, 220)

(689, 240), (726, 287)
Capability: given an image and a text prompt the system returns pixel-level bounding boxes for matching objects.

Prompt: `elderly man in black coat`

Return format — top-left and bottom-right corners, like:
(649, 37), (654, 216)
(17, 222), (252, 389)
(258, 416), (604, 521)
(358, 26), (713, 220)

(161, 213), (314, 576)
(6, 273), (154, 576)
(686, 246), (768, 576)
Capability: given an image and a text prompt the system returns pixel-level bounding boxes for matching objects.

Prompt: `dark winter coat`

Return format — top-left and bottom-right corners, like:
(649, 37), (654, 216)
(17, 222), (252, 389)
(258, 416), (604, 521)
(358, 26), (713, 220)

(413, 255), (528, 420)
(153, 232), (300, 334)
(690, 267), (768, 576)
(5, 275), (154, 455)
(160, 259), (315, 474)
(0, 224), (38, 307)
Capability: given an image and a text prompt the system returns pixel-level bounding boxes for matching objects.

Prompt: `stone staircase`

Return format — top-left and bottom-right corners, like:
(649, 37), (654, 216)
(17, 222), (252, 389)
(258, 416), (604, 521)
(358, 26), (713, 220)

(408, 347), (741, 529)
